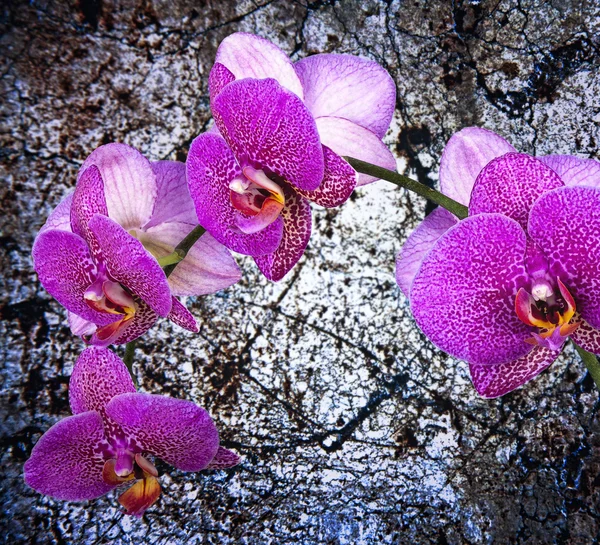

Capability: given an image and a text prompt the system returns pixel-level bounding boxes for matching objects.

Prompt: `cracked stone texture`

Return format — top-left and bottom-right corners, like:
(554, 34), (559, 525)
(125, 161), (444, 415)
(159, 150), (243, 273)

(1, 1), (600, 543)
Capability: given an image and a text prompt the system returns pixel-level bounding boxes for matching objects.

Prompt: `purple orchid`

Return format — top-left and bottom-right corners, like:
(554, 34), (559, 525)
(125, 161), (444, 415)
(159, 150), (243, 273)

(24, 347), (240, 517)
(33, 143), (241, 345)
(396, 127), (600, 397)
(187, 33), (396, 281)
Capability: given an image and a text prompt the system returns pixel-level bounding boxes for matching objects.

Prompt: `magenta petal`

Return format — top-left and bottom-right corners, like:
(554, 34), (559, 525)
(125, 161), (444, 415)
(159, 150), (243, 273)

(213, 78), (324, 192)
(469, 153), (564, 230)
(254, 190), (312, 281)
(528, 186), (600, 329)
(214, 32), (303, 98)
(106, 393), (220, 471)
(295, 53), (396, 139)
(80, 143), (157, 230)
(411, 214), (531, 366)
(396, 207), (458, 298)
(145, 161), (197, 228)
(143, 222), (241, 296)
(469, 346), (560, 398)
(571, 319), (600, 354)
(32, 230), (118, 326)
(539, 155), (600, 188)
(315, 117), (396, 186)
(168, 297), (199, 332)
(111, 300), (158, 345)
(209, 62), (236, 102)
(39, 193), (74, 235)
(24, 412), (113, 501)
(439, 127), (517, 206)
(186, 132), (284, 256)
(87, 215), (171, 317)
(206, 446), (241, 469)
(70, 347), (135, 416)
(296, 146), (357, 207)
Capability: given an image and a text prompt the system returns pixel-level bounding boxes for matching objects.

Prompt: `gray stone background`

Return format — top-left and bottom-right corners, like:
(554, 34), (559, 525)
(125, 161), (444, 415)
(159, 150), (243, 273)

(1, 0), (600, 543)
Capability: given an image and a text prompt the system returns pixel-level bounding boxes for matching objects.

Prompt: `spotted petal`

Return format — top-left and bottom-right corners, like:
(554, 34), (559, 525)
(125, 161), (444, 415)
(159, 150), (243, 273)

(469, 346), (560, 398)
(315, 117), (396, 186)
(80, 143), (157, 231)
(213, 78), (324, 191)
(295, 53), (396, 138)
(396, 207), (458, 298)
(439, 127), (516, 206)
(206, 446), (241, 469)
(39, 192), (74, 235)
(87, 215), (172, 317)
(24, 412), (113, 501)
(111, 300), (158, 345)
(539, 155), (600, 189)
(469, 153), (563, 230)
(32, 230), (118, 326)
(106, 393), (220, 472)
(528, 186), (600, 330)
(70, 347), (136, 416)
(254, 189), (312, 281)
(296, 146), (357, 207)
(214, 32), (303, 98)
(141, 222), (241, 296)
(167, 297), (199, 333)
(186, 132), (283, 256)
(571, 319), (600, 355)
(411, 213), (531, 366)
(209, 62), (236, 102)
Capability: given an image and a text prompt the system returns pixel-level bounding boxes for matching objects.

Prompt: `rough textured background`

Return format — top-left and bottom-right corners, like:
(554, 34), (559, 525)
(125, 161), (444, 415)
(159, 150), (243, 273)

(1, 1), (600, 543)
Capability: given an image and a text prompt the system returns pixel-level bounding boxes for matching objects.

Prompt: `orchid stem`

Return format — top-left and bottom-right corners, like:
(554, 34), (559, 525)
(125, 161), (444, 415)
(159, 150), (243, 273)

(162, 225), (206, 278)
(123, 340), (138, 387)
(573, 342), (600, 391)
(344, 156), (469, 219)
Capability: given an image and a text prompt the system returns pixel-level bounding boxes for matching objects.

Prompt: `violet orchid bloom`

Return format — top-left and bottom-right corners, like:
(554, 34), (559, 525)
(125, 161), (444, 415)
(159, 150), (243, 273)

(33, 143), (241, 345)
(24, 347), (240, 517)
(187, 32), (396, 281)
(396, 127), (600, 398)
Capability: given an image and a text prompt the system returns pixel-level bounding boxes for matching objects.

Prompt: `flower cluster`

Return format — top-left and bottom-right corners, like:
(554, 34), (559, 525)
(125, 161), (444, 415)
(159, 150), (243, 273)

(26, 32), (397, 516)
(397, 128), (600, 397)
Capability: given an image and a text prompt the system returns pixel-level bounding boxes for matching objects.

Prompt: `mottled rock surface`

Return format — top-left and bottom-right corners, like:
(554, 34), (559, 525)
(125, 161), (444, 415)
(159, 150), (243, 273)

(2, 1), (600, 543)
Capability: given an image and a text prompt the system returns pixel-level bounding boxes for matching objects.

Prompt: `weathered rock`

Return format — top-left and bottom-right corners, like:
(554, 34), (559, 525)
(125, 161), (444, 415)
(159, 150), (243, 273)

(1, 1), (599, 543)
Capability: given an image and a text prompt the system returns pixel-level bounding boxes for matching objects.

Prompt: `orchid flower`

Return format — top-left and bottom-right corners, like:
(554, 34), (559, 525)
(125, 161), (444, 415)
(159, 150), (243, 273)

(396, 127), (600, 397)
(33, 143), (241, 345)
(24, 347), (240, 517)
(187, 33), (396, 280)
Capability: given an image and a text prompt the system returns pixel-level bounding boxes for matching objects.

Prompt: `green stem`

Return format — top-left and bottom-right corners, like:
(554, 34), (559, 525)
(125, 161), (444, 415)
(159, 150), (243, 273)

(345, 156), (469, 219)
(163, 225), (206, 278)
(157, 252), (184, 268)
(573, 342), (600, 391)
(123, 340), (138, 387)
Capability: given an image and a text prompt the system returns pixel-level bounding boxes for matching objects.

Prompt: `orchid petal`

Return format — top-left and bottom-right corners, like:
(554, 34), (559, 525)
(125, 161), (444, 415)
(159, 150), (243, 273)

(411, 213), (531, 366)
(144, 161), (197, 228)
(141, 222), (241, 296)
(469, 346), (560, 398)
(469, 153), (563, 230)
(68, 312), (97, 337)
(24, 412), (113, 501)
(69, 347), (136, 416)
(111, 300), (158, 345)
(539, 155), (600, 188)
(118, 475), (161, 517)
(213, 78), (324, 191)
(209, 62), (236, 102)
(315, 117), (396, 186)
(571, 319), (600, 354)
(106, 393), (220, 472)
(206, 446), (241, 469)
(295, 53), (396, 138)
(439, 127), (516, 206)
(32, 230), (118, 326)
(87, 215), (172, 317)
(528, 186), (600, 330)
(214, 32), (303, 98)
(186, 132), (284, 256)
(80, 143), (157, 231)
(39, 193), (74, 235)
(167, 297), (199, 332)
(396, 207), (458, 298)
(296, 146), (357, 207)
(254, 189), (312, 281)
